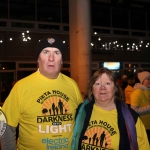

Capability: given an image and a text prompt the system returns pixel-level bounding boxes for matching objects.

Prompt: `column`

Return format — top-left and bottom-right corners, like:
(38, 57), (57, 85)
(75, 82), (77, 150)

(69, 0), (92, 98)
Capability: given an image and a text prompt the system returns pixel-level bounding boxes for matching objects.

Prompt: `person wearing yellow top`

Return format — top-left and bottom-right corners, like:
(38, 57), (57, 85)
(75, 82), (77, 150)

(71, 68), (150, 150)
(0, 36), (83, 150)
(130, 71), (150, 143)
(124, 79), (134, 107)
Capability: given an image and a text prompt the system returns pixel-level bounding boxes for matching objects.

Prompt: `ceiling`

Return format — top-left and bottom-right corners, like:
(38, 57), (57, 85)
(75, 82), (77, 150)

(133, 0), (150, 2)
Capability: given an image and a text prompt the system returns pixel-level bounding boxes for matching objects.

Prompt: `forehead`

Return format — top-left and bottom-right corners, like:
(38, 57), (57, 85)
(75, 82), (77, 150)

(99, 73), (109, 78)
(145, 75), (150, 79)
(96, 73), (112, 81)
(147, 75), (150, 78)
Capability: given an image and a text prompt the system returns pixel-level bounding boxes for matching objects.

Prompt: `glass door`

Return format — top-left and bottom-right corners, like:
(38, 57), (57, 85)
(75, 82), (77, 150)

(0, 71), (16, 104)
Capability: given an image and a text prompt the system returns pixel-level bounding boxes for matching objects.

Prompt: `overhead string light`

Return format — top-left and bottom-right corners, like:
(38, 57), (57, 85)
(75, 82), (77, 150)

(91, 35), (149, 51)
(22, 30), (31, 42)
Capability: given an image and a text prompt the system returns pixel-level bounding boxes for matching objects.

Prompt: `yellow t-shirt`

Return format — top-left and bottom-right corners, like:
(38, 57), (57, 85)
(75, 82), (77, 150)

(130, 89), (150, 129)
(81, 104), (149, 150)
(2, 71), (83, 150)
(124, 85), (133, 105)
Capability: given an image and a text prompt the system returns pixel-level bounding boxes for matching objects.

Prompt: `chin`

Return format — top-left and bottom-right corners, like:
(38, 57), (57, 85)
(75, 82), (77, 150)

(96, 99), (107, 103)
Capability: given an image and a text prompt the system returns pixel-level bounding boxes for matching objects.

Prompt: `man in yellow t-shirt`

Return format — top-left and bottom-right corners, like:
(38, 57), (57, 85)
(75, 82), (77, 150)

(0, 36), (83, 150)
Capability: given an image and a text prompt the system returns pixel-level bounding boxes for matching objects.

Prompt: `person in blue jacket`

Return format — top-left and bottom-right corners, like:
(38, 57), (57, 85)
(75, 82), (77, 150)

(71, 68), (149, 150)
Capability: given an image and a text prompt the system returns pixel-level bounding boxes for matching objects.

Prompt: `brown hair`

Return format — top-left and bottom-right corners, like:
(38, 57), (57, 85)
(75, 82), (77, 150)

(85, 68), (124, 102)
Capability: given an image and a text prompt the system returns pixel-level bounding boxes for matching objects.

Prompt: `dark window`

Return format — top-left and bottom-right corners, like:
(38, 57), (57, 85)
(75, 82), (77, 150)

(148, 12), (150, 31)
(37, 0), (61, 23)
(124, 64), (139, 68)
(0, 72), (15, 102)
(91, 5), (111, 27)
(123, 70), (136, 78)
(0, 0), (8, 18)
(130, 10), (146, 30)
(62, 0), (69, 23)
(141, 64), (150, 68)
(61, 70), (70, 77)
(17, 71), (35, 80)
(62, 63), (70, 68)
(0, 21), (7, 27)
(38, 24), (59, 30)
(10, 0), (35, 21)
(0, 62), (16, 70)
(18, 63), (37, 68)
(11, 22), (34, 28)
(93, 28), (110, 34)
(112, 8), (129, 29)
(114, 30), (129, 35)
(63, 26), (69, 31)
(132, 32), (146, 37)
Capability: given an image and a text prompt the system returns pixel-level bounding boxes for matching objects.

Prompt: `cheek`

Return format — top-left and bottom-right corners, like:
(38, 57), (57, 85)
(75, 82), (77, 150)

(92, 87), (99, 95)
(56, 58), (63, 65)
(109, 88), (115, 96)
(38, 58), (47, 67)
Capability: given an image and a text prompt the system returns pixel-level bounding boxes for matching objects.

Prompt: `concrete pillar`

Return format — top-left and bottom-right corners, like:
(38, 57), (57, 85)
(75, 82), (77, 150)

(69, 0), (92, 98)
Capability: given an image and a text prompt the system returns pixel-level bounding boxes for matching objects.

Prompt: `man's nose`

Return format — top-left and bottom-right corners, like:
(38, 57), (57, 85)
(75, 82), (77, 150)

(48, 53), (54, 61)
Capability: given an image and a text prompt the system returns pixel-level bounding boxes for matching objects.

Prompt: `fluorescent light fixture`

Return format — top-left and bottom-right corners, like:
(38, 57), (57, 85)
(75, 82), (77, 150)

(103, 62), (120, 70)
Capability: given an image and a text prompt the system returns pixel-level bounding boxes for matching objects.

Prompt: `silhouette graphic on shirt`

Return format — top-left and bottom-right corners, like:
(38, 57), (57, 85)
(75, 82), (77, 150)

(52, 103), (56, 115)
(82, 131), (109, 149)
(58, 100), (64, 114)
(100, 131), (106, 147)
(42, 99), (68, 116)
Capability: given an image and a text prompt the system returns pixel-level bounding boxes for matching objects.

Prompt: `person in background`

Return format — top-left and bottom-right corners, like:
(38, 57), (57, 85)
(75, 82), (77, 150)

(117, 76), (122, 87)
(124, 79), (134, 107)
(132, 74), (140, 86)
(0, 36), (83, 150)
(130, 71), (150, 143)
(121, 74), (128, 91)
(71, 68), (149, 150)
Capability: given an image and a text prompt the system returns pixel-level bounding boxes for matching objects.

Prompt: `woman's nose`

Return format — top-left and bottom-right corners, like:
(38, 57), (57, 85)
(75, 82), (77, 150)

(99, 84), (106, 89)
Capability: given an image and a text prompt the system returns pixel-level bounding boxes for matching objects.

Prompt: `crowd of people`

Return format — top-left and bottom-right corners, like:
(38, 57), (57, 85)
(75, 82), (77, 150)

(121, 71), (150, 144)
(0, 35), (150, 150)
